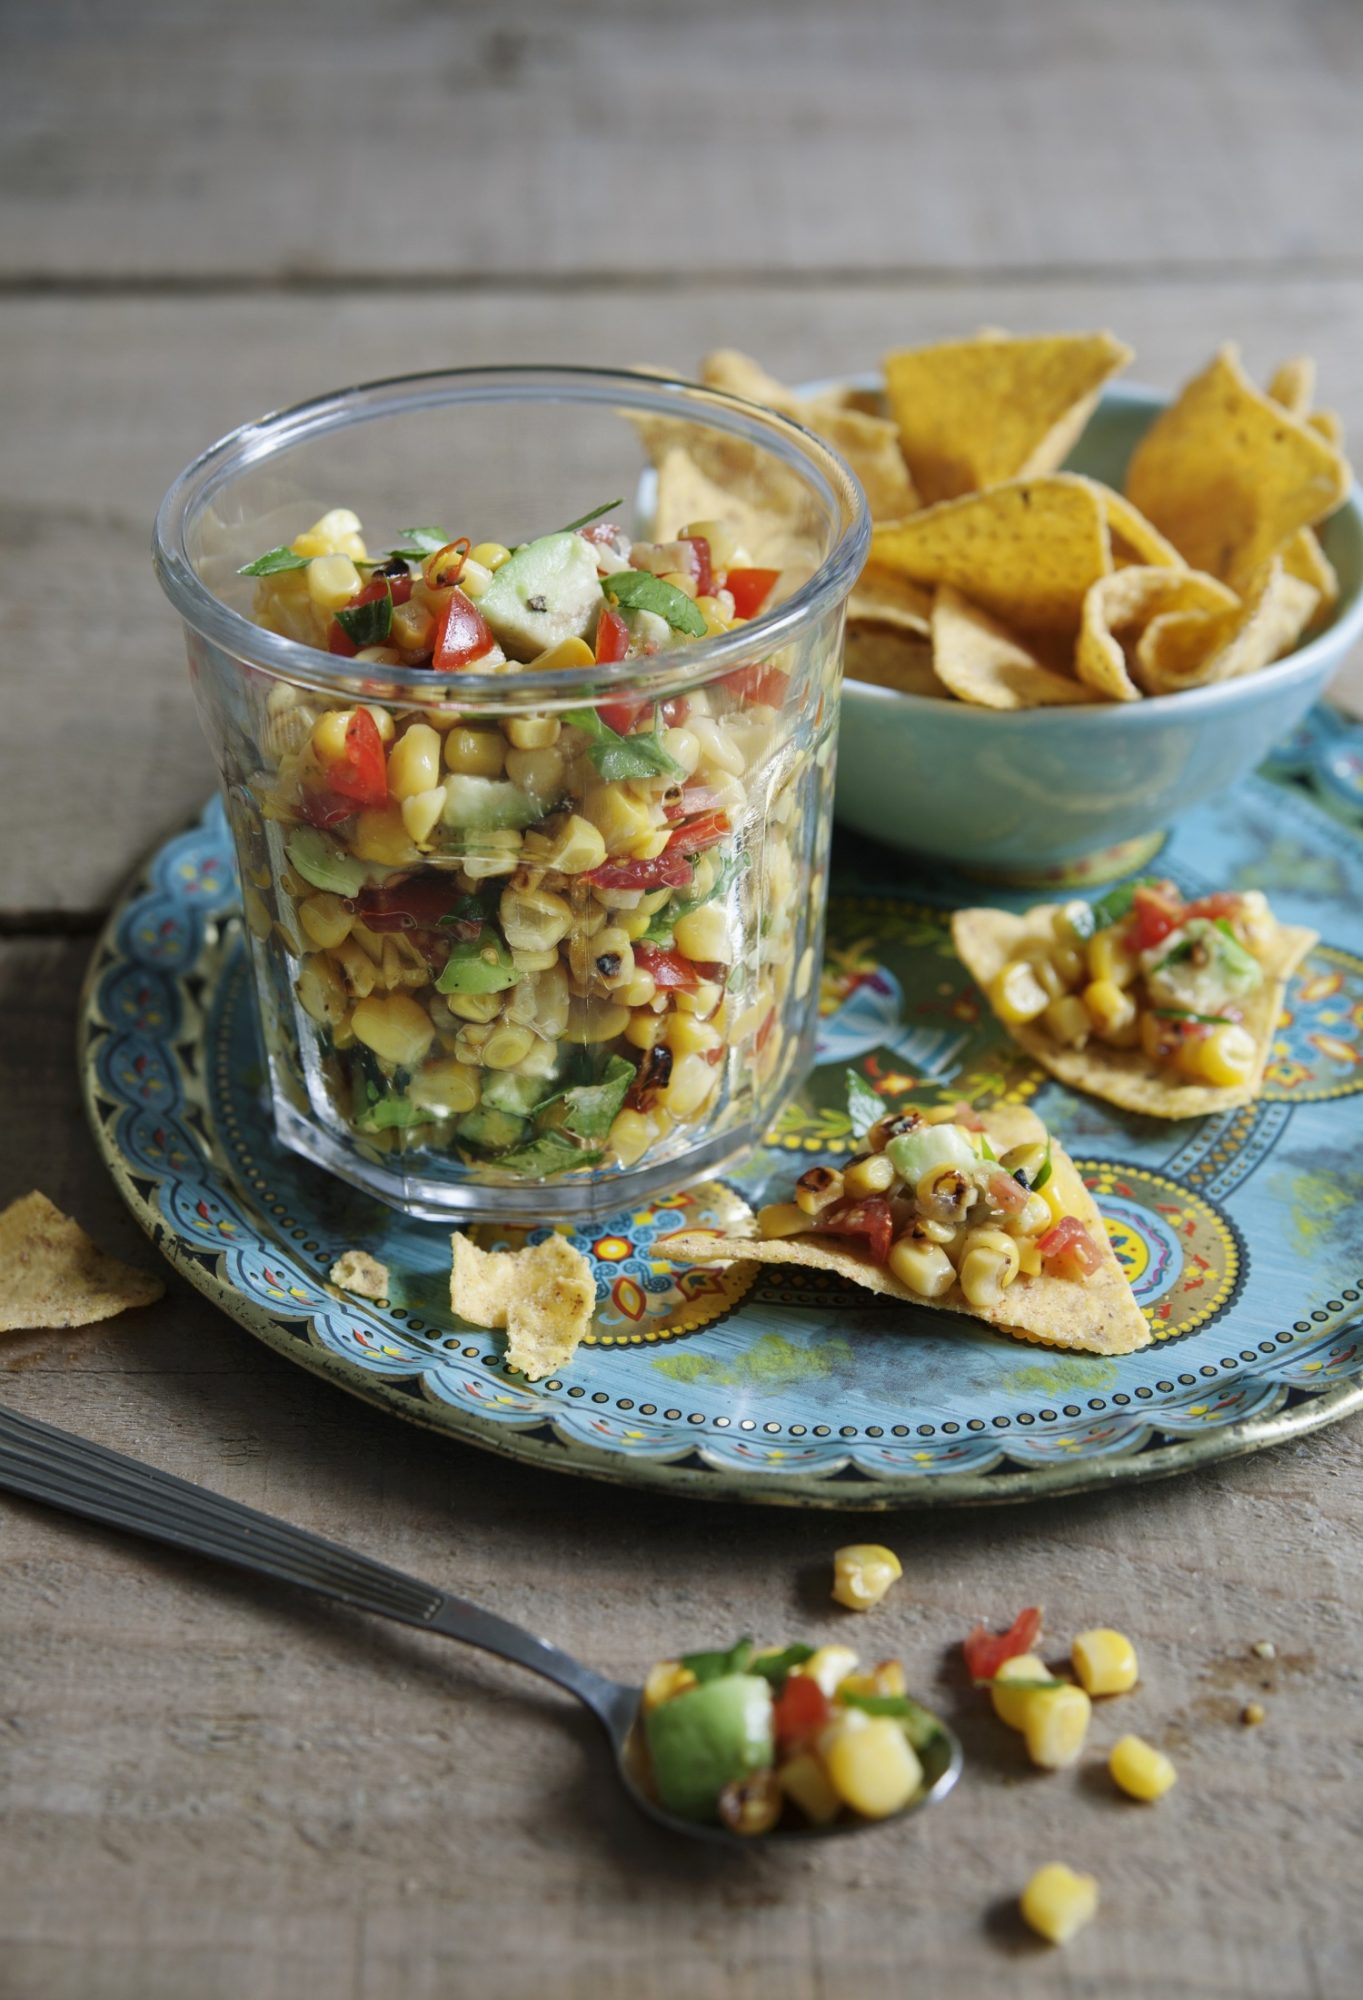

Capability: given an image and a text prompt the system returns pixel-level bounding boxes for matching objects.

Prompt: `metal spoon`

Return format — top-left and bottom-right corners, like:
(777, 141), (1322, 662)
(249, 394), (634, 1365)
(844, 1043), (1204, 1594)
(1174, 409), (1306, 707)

(0, 1402), (961, 1845)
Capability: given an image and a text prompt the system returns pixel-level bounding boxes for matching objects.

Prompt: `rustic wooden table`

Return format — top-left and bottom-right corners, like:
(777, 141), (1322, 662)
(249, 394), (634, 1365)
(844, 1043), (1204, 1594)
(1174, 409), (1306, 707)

(3, 5), (1362, 1995)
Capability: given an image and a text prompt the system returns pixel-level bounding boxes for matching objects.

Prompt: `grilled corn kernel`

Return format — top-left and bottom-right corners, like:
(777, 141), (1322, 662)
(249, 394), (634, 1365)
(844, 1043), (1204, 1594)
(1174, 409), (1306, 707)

(799, 1645), (860, 1698)
(959, 1228), (1022, 1309)
(887, 1236), (955, 1298)
(673, 902), (730, 964)
(1052, 900), (1095, 950)
(505, 713), (562, 751)
(443, 727), (506, 777)
(461, 830), (523, 879)
(1043, 993), (1092, 1048)
(1032, 953), (1073, 1002)
(386, 723), (442, 800)
(1016, 1238), (1042, 1276)
(831, 1544), (903, 1612)
(298, 892), (354, 952)
(1175, 1020), (1256, 1087)
(1071, 1628), (1138, 1695)
(608, 1107), (657, 1167)
(673, 978), (723, 1018)
(778, 1751), (841, 1827)
(295, 954), (348, 1027)
(541, 814), (608, 875)
(823, 1716), (923, 1819)
(757, 1201), (810, 1240)
(445, 988), (504, 1026)
(481, 1024), (537, 1070)
(989, 1653), (1055, 1731)
(351, 805), (421, 867)
(564, 997), (631, 1044)
(1022, 1683), (1092, 1770)
(841, 1660), (908, 1699)
(990, 959), (1051, 1024)
(1087, 927), (1138, 988)
(1082, 978), (1137, 1040)
(1109, 1734), (1177, 1802)
(401, 785), (447, 845)
(581, 783), (654, 851)
(796, 1165), (845, 1216)
(311, 706), (357, 765)
(915, 1165), (973, 1226)
(1006, 1191), (1052, 1239)
(468, 541), (512, 571)
(390, 598), (436, 654)
(408, 1058), (480, 1116)
(306, 553), (362, 612)
(843, 1151), (896, 1198)
(1020, 1863), (1098, 1946)
(625, 1009), (665, 1051)
(661, 1051), (716, 1119)
(664, 1012), (721, 1058)
(351, 994), (436, 1069)
(499, 885), (573, 953)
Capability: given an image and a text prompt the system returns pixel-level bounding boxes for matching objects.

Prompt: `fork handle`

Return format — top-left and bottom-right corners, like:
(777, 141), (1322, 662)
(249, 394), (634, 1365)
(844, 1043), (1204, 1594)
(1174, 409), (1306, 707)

(0, 1402), (622, 1722)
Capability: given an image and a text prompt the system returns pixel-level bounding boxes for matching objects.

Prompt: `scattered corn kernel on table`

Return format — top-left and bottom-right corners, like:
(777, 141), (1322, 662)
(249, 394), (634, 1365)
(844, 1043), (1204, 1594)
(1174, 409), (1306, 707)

(3, 3), (1363, 1995)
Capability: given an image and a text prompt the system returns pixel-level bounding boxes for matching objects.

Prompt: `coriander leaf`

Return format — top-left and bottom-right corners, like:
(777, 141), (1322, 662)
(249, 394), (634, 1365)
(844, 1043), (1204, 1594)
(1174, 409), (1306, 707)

(334, 585), (393, 648)
(845, 1069), (885, 1139)
(561, 497), (623, 533)
(1090, 875), (1162, 931)
(970, 1676), (1067, 1693)
(748, 1642), (815, 1686)
(601, 568), (708, 637)
(355, 1093), (430, 1133)
(492, 1132), (603, 1178)
(643, 847), (749, 944)
(978, 1134), (997, 1163)
(539, 1055), (636, 1145)
(562, 706), (685, 782)
(238, 545), (312, 576)
(392, 526), (450, 555)
(1152, 1007), (1231, 1024)
(1031, 1134), (1054, 1193)
(839, 1688), (940, 1749)
(680, 1637), (754, 1684)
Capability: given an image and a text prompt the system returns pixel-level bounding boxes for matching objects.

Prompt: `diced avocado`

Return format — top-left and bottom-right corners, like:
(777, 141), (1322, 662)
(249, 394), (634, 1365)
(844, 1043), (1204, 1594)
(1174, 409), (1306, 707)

(454, 1105), (529, 1153)
(476, 532), (604, 661)
(286, 827), (367, 897)
(1144, 917), (1263, 1012)
(643, 1673), (775, 1823)
(480, 1070), (547, 1117)
(886, 1121), (980, 1187)
(441, 774), (542, 831)
(435, 929), (522, 996)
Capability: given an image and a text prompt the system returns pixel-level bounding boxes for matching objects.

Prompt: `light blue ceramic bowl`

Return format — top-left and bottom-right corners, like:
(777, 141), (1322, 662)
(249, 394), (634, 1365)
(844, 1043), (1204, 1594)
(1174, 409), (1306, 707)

(824, 380), (1363, 884)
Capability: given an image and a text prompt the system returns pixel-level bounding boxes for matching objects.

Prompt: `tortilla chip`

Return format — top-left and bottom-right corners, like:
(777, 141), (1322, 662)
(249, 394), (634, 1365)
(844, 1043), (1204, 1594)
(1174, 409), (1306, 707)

(1280, 526), (1339, 612)
(1267, 355), (1316, 418)
(664, 1105), (1147, 1356)
(870, 475), (1111, 637)
(1076, 567), (1240, 702)
(0, 1191), (164, 1332)
(932, 585), (1097, 709)
(700, 349), (918, 519)
(1125, 344), (1349, 591)
(848, 564), (933, 634)
(1309, 408), (1344, 449)
(951, 904), (1317, 1119)
(650, 444), (814, 579)
(329, 1249), (390, 1304)
(451, 1231), (595, 1381)
(882, 331), (1132, 502)
(1134, 558), (1319, 695)
(1078, 481), (1187, 569)
(844, 625), (945, 697)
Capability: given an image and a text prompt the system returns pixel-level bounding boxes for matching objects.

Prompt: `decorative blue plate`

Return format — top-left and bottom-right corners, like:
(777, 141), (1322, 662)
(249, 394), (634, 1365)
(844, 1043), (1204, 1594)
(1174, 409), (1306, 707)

(80, 712), (1363, 1509)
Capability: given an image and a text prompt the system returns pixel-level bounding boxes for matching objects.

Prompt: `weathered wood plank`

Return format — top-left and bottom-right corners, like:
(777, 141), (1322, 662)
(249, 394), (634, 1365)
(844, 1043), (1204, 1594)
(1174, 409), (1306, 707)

(2, 937), (1362, 1999)
(4, 0), (1363, 281)
(4, 279), (1362, 916)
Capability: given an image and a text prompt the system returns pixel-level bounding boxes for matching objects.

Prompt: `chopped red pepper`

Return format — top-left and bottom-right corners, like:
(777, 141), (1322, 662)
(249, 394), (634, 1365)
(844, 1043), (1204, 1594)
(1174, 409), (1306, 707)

(660, 695), (690, 726)
(725, 567), (780, 619)
(594, 605), (631, 668)
(773, 1671), (830, 1749)
(354, 878), (479, 935)
(719, 662), (790, 708)
(298, 787), (355, 830)
(1126, 882), (1184, 953)
(424, 538), (471, 590)
(322, 707), (388, 809)
(681, 534), (714, 599)
(1183, 891), (1243, 923)
(327, 619), (358, 658)
(754, 1006), (777, 1054)
(583, 852), (695, 893)
(664, 809), (730, 857)
(962, 1607), (1043, 1682)
(432, 587), (496, 672)
(817, 1195), (894, 1265)
(1037, 1215), (1104, 1277)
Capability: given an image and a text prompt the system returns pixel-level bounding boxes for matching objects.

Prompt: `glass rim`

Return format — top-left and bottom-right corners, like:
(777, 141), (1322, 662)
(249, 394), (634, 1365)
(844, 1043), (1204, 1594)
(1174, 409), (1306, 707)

(152, 363), (871, 703)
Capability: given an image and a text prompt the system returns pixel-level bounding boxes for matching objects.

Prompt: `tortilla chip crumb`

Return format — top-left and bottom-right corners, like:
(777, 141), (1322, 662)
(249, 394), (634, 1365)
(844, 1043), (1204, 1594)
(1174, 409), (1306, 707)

(0, 1191), (164, 1333)
(450, 1232), (595, 1381)
(329, 1249), (391, 1304)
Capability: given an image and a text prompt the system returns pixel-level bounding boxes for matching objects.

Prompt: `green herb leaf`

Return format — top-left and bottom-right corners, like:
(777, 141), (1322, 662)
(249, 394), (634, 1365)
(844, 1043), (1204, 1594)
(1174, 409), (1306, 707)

(601, 568), (709, 637)
(978, 1134), (998, 1163)
(437, 895), (491, 930)
(839, 1688), (940, 1749)
(1152, 1007), (1231, 1024)
(1158, 933), (1198, 967)
(845, 1069), (885, 1139)
(355, 1092), (431, 1133)
(492, 1132), (602, 1178)
(238, 545), (312, 577)
(641, 848), (748, 945)
(680, 1637), (754, 1685)
(561, 497), (623, 534)
(1031, 1135), (1054, 1193)
(392, 526), (450, 555)
(334, 584), (393, 649)
(1089, 875), (1163, 932)
(747, 1642), (816, 1686)
(562, 706), (686, 782)
(539, 1055), (636, 1146)
(970, 1676), (1067, 1693)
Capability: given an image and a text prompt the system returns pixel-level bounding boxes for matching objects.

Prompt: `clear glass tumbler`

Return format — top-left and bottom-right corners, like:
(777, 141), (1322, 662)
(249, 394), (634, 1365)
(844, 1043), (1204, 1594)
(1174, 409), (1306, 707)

(154, 367), (868, 1221)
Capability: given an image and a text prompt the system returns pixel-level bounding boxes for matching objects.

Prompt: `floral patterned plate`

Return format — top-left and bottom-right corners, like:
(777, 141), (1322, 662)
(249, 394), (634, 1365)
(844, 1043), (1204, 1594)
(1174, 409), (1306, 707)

(81, 712), (1363, 1509)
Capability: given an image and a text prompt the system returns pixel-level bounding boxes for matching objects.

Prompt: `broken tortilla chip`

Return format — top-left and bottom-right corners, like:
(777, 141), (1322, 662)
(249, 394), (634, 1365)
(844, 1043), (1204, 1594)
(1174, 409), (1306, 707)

(650, 444), (815, 579)
(952, 903), (1317, 1119)
(0, 1191), (164, 1332)
(1279, 526), (1339, 614)
(1077, 480), (1186, 569)
(843, 625), (944, 697)
(1125, 344), (1349, 591)
(1076, 567), (1239, 702)
(1134, 558), (1319, 695)
(451, 1231), (595, 1382)
(329, 1249), (390, 1304)
(1267, 354), (1316, 418)
(932, 585), (1097, 709)
(870, 475), (1111, 637)
(847, 564), (932, 634)
(882, 331), (1132, 502)
(664, 1105), (1147, 1356)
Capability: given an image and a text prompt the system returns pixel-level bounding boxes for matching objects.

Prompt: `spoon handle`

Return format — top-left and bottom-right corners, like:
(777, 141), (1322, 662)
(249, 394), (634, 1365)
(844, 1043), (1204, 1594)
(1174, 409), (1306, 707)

(0, 1403), (624, 1724)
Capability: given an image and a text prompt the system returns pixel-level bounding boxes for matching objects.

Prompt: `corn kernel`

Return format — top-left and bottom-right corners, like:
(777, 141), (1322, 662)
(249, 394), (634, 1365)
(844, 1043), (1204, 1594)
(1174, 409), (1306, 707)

(661, 1050), (716, 1119)
(444, 727), (506, 778)
(663, 1012), (722, 1058)
(1087, 928), (1138, 988)
(990, 959), (1050, 1025)
(306, 553), (362, 613)
(1022, 1683), (1091, 1770)
(608, 1107), (656, 1168)
(831, 1544), (902, 1612)
(528, 637), (596, 672)
(958, 1227), (1021, 1309)
(1109, 1734), (1177, 1802)
(641, 1659), (698, 1713)
(1020, 1863), (1098, 1946)
(408, 1058), (480, 1117)
(1175, 1020), (1256, 1088)
(505, 713), (562, 751)
(756, 1201), (809, 1240)
(843, 1151), (896, 1198)
(778, 1751), (841, 1827)
(799, 1645), (859, 1697)
(387, 723), (442, 800)
(1082, 978), (1137, 1040)
(468, 541), (512, 571)
(989, 1652), (1055, 1730)
(887, 1235), (955, 1298)
(400, 786), (447, 845)
(311, 706), (357, 766)
(351, 805), (420, 867)
(351, 994), (436, 1069)
(1071, 1627), (1139, 1696)
(823, 1715), (923, 1819)
(1043, 993), (1092, 1048)
(298, 892), (354, 952)
(390, 598), (436, 655)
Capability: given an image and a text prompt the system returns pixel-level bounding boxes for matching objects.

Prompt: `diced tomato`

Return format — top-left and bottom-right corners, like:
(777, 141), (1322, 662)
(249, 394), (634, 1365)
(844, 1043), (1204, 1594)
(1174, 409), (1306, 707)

(986, 1167), (1028, 1213)
(725, 567), (780, 619)
(583, 853), (695, 893)
(818, 1196), (895, 1265)
(1126, 882), (1184, 953)
(719, 662), (791, 708)
(298, 787), (354, 830)
(1184, 891), (1243, 923)
(681, 535), (714, 599)
(354, 877), (479, 935)
(773, 1671), (830, 1749)
(597, 697), (649, 735)
(327, 619), (358, 658)
(754, 1006), (776, 1054)
(323, 707), (388, 809)
(962, 1606), (1043, 1682)
(664, 810), (730, 857)
(594, 606), (631, 668)
(633, 943), (699, 989)
(433, 587), (496, 672)
(660, 696), (690, 726)
(1037, 1215), (1104, 1277)
(580, 520), (621, 548)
